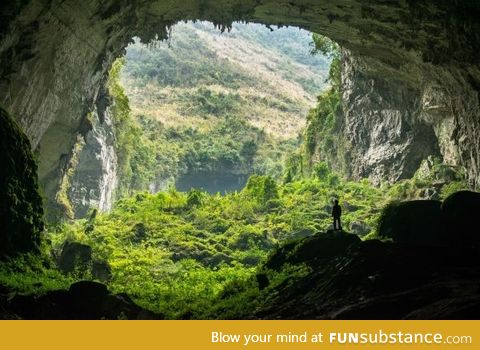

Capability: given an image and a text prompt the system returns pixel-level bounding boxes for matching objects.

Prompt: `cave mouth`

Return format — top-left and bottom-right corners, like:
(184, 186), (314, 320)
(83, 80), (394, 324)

(1, 1), (479, 320)
(105, 21), (332, 198)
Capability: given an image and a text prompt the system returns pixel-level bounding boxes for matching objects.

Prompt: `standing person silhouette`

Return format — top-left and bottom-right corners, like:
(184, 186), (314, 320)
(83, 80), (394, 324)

(332, 199), (342, 231)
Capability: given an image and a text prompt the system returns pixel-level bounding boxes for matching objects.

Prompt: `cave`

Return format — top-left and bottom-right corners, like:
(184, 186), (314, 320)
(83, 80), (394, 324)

(2, 1), (479, 221)
(1, 0), (480, 319)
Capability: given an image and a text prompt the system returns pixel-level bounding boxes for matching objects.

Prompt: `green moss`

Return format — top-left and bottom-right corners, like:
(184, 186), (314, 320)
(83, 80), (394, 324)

(303, 35), (355, 177)
(54, 135), (85, 220)
(0, 107), (44, 256)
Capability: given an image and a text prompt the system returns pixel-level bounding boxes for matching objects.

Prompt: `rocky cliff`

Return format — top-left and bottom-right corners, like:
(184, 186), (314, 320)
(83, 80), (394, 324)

(0, 107), (43, 255)
(307, 50), (443, 184)
(316, 48), (474, 185)
(1, 0), (479, 221)
(67, 104), (118, 219)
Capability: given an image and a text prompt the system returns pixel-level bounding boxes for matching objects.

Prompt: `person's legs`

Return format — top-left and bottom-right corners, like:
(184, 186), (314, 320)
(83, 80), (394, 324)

(338, 217), (342, 231)
(333, 218), (339, 230)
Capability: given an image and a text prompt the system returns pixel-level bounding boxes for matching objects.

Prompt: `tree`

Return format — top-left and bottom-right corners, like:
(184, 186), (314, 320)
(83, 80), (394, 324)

(311, 34), (341, 89)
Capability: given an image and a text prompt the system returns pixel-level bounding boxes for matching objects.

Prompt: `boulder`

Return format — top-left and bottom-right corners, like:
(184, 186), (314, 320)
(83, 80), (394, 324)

(441, 191), (480, 246)
(91, 260), (112, 282)
(68, 281), (161, 319)
(8, 281), (162, 319)
(264, 231), (361, 270)
(57, 241), (92, 274)
(349, 221), (371, 236)
(68, 281), (109, 319)
(377, 200), (445, 244)
(288, 230), (361, 265)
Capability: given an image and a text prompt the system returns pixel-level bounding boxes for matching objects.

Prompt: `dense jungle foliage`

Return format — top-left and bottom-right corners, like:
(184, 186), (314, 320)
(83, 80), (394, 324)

(0, 159), (467, 318)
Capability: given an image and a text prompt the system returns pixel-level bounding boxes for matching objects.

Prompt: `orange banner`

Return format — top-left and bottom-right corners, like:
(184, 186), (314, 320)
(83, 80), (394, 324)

(0, 320), (478, 350)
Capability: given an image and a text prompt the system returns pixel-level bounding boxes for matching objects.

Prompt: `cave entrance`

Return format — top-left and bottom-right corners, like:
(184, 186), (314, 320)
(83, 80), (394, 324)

(1, 1), (479, 320)
(99, 21), (333, 200)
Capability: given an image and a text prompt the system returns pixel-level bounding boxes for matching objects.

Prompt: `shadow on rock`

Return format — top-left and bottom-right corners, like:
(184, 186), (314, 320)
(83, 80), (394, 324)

(5, 281), (162, 319)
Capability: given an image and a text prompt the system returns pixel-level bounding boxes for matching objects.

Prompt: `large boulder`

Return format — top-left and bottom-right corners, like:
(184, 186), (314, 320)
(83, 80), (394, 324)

(57, 241), (92, 274)
(264, 231), (361, 270)
(57, 241), (112, 281)
(68, 281), (161, 319)
(91, 261), (112, 282)
(441, 191), (480, 246)
(349, 221), (371, 236)
(377, 200), (445, 244)
(289, 230), (361, 264)
(0, 107), (44, 256)
(8, 281), (162, 319)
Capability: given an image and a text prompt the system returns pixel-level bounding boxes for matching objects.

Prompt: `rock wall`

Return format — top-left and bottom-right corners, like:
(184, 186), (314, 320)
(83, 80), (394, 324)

(337, 51), (442, 184)
(67, 104), (118, 219)
(0, 107), (43, 255)
(0, 0), (479, 221)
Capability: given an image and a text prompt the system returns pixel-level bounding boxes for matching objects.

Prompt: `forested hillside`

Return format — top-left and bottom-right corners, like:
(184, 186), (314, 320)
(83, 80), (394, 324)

(119, 22), (330, 193)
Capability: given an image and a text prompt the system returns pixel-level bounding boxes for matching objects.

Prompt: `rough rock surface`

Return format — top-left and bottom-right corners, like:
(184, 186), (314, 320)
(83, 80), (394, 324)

(67, 99), (118, 219)
(256, 232), (480, 319)
(338, 51), (442, 183)
(57, 241), (92, 274)
(0, 107), (43, 255)
(57, 241), (112, 281)
(1, 0), (480, 219)
(1, 281), (161, 319)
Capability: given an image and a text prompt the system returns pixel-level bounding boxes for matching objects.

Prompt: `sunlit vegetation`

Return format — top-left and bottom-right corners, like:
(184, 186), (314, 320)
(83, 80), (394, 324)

(116, 22), (330, 194)
(0, 155), (467, 318)
(46, 170), (384, 318)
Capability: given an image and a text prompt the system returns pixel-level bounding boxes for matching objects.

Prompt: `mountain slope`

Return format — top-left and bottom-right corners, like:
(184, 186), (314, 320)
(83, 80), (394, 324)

(122, 21), (330, 139)
(115, 22), (330, 194)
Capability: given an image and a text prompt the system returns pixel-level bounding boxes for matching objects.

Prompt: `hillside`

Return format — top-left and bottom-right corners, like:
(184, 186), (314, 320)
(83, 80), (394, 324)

(118, 22), (330, 193)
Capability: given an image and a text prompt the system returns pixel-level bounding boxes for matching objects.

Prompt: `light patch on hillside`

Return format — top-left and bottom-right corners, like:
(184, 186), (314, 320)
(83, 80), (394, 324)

(121, 21), (330, 139)
(193, 27), (318, 104)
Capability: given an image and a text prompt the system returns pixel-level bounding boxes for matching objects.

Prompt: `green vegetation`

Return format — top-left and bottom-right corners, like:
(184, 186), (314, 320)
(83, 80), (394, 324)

(108, 59), (146, 197)
(0, 253), (73, 294)
(385, 157), (469, 201)
(116, 22), (330, 194)
(45, 172), (384, 318)
(1, 156), (467, 318)
(302, 35), (351, 177)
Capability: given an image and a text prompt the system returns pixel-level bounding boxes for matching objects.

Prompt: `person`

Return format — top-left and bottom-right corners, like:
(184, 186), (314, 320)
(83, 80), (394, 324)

(332, 199), (342, 231)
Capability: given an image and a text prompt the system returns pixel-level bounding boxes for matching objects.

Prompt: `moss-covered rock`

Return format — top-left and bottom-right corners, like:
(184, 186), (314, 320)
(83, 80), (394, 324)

(377, 200), (444, 244)
(264, 230), (361, 270)
(0, 107), (44, 255)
